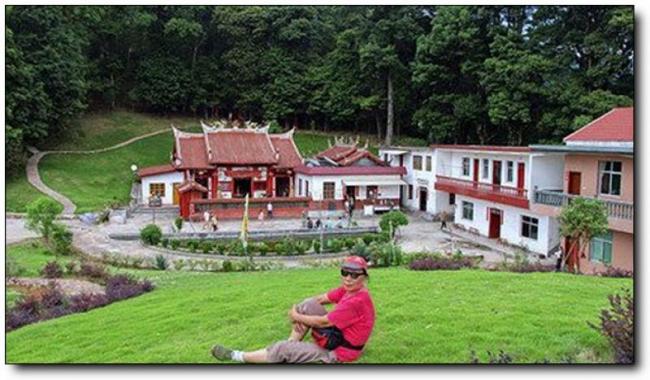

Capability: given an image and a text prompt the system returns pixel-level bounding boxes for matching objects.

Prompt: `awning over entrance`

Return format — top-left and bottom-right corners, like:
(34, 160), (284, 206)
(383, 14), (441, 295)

(342, 178), (408, 186)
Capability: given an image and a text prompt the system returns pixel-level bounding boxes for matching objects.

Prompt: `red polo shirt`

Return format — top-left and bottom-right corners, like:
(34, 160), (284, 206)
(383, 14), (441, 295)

(313, 286), (375, 362)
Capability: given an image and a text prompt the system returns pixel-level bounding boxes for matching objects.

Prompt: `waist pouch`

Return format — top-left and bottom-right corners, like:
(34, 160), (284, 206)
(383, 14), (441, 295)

(315, 327), (365, 351)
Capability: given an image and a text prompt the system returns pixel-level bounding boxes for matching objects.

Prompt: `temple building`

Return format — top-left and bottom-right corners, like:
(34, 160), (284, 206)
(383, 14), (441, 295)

(295, 137), (406, 217)
(137, 121), (305, 219)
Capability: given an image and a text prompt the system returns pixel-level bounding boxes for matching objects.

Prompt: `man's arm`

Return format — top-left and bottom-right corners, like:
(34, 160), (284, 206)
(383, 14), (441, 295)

(314, 293), (332, 305)
(289, 305), (333, 328)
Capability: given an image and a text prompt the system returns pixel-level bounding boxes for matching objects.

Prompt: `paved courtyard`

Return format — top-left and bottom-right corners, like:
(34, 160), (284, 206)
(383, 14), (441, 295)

(5, 211), (552, 268)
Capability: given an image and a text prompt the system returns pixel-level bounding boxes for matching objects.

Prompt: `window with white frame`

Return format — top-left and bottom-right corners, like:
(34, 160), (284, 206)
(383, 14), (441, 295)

(599, 161), (622, 196)
(462, 157), (470, 176)
(462, 201), (474, 220)
(413, 156), (423, 171)
(520, 215), (539, 240)
(426, 156), (432, 171)
(506, 161), (514, 182)
(482, 159), (489, 179)
(590, 231), (613, 264)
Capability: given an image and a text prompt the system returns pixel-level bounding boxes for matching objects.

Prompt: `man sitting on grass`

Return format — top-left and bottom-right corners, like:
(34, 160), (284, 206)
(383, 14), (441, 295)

(211, 256), (375, 364)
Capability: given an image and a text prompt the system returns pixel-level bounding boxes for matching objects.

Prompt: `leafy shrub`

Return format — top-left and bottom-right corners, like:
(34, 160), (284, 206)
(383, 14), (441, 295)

(170, 239), (181, 250)
(199, 259), (212, 271)
(599, 267), (633, 278)
(368, 241), (403, 267)
(25, 197), (63, 242)
(50, 223), (73, 255)
(351, 238), (370, 260)
(69, 293), (109, 313)
(201, 241), (213, 254)
(140, 224), (162, 245)
(187, 239), (200, 253)
(379, 211), (408, 236)
(65, 261), (78, 274)
(105, 274), (154, 302)
(236, 259), (256, 272)
(41, 261), (64, 278)
(342, 238), (356, 249)
(255, 242), (269, 256)
(79, 262), (109, 280)
(174, 217), (184, 231)
(227, 240), (246, 256)
(313, 240), (322, 254)
(588, 289), (633, 364)
(155, 255), (168, 270)
(187, 259), (200, 271)
(214, 243), (227, 255)
(39, 285), (66, 310)
(6, 308), (40, 331)
(173, 259), (186, 271)
(325, 239), (343, 253)
(409, 254), (477, 271)
(222, 260), (234, 272)
(294, 240), (309, 256)
(161, 238), (170, 248)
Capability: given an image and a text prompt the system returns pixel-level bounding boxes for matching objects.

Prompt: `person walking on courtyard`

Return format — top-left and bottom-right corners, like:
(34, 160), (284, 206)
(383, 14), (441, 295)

(440, 211), (448, 231)
(211, 256), (375, 364)
(203, 211), (211, 230)
(211, 215), (219, 232)
(267, 202), (273, 219)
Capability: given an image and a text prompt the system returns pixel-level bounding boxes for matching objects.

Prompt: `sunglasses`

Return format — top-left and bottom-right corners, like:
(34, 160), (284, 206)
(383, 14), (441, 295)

(340, 269), (365, 279)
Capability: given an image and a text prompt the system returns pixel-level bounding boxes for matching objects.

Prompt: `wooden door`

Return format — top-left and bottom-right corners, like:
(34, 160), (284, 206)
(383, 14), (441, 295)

(517, 163), (525, 189)
(488, 208), (501, 238)
(172, 183), (181, 205)
(419, 188), (427, 211)
(473, 159), (479, 183)
(568, 172), (581, 195)
(492, 161), (502, 185)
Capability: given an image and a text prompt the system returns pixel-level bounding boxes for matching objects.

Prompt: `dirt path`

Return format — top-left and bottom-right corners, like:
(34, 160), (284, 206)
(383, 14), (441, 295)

(24, 129), (170, 216)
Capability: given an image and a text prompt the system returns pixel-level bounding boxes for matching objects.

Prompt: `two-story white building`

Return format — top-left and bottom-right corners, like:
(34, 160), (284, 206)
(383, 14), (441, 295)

(380, 145), (565, 256)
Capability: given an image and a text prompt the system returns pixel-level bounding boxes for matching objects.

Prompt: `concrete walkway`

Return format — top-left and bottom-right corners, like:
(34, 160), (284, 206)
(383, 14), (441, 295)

(24, 129), (170, 216)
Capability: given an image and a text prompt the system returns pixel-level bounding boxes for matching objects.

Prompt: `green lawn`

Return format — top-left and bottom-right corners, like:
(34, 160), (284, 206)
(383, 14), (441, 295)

(6, 262), (630, 363)
(7, 240), (76, 278)
(5, 174), (49, 213)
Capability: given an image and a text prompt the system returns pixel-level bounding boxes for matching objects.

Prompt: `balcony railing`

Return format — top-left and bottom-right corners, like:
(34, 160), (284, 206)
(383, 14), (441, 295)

(436, 176), (528, 198)
(534, 190), (634, 220)
(435, 175), (529, 208)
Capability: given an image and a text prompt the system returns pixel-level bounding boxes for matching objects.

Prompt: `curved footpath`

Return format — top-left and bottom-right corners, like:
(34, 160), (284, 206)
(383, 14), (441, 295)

(25, 129), (169, 216)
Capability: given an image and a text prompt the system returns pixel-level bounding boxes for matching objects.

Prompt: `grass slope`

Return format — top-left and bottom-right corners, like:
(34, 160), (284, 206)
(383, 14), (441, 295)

(5, 175), (48, 213)
(7, 240), (75, 278)
(6, 266), (630, 364)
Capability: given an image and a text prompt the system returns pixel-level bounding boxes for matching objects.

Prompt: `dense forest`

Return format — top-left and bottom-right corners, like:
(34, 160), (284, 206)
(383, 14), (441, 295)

(6, 5), (634, 176)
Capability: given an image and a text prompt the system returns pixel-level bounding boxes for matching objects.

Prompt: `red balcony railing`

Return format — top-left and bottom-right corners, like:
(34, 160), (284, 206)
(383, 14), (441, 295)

(435, 175), (529, 209)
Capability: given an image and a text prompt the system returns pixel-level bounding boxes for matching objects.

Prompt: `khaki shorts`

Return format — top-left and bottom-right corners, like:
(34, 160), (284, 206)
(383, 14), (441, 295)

(265, 298), (338, 364)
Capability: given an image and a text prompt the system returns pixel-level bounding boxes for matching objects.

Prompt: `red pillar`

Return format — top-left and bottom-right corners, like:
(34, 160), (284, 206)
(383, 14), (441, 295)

(211, 172), (218, 199)
(267, 168), (274, 197)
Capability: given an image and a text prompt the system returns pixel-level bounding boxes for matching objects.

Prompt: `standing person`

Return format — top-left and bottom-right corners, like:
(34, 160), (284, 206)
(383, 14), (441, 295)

(258, 210), (265, 222)
(211, 256), (375, 364)
(307, 217), (314, 229)
(203, 211), (211, 230)
(440, 211), (448, 231)
(267, 202), (273, 219)
(211, 215), (218, 232)
(315, 218), (322, 229)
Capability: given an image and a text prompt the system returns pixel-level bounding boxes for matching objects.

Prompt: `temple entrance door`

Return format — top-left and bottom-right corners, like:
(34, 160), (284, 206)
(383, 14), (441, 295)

(172, 183), (181, 205)
(488, 208), (502, 238)
(234, 178), (252, 198)
(346, 186), (357, 209)
(196, 177), (209, 199)
(275, 177), (290, 197)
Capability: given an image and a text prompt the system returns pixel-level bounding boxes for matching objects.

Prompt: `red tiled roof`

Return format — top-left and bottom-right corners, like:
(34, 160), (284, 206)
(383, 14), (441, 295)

(295, 165), (406, 176)
(137, 164), (177, 178)
(564, 107), (634, 142)
(317, 145), (358, 162)
(176, 136), (211, 169)
(430, 144), (532, 153)
(270, 134), (303, 168)
(207, 130), (278, 165)
(316, 145), (385, 167)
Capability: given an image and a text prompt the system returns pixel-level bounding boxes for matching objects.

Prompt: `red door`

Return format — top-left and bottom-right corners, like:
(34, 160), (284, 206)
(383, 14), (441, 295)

(180, 192), (191, 219)
(568, 172), (581, 195)
(517, 163), (525, 196)
(488, 208), (502, 238)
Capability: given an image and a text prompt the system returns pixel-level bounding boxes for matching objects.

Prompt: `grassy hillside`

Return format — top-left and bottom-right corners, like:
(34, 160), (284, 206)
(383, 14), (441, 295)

(5, 175), (47, 213)
(5, 243), (630, 364)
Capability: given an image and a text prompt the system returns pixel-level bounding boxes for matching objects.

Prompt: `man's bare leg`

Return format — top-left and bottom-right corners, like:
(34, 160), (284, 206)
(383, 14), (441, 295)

(242, 349), (269, 363)
(289, 322), (308, 342)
